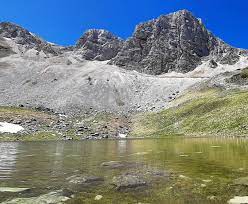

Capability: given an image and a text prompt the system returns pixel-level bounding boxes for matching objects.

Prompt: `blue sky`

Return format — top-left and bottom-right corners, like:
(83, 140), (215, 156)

(0, 0), (247, 48)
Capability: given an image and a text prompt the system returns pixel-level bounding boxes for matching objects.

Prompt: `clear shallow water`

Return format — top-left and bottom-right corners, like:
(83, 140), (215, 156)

(1, 138), (248, 203)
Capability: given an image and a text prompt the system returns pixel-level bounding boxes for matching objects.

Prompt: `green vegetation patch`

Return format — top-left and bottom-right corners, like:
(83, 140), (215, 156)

(131, 88), (248, 137)
(0, 106), (56, 124)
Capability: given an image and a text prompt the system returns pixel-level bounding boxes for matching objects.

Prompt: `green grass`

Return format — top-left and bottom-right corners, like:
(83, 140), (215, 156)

(131, 88), (248, 137)
(0, 106), (56, 124)
(0, 131), (60, 142)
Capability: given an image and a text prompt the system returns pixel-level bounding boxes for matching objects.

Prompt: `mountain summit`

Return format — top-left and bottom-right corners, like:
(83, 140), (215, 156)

(0, 10), (246, 75)
(109, 10), (245, 74)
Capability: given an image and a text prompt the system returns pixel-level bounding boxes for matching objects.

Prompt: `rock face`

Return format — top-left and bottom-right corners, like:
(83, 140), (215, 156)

(76, 29), (123, 61)
(0, 22), (60, 55)
(109, 10), (244, 75)
(0, 38), (15, 57)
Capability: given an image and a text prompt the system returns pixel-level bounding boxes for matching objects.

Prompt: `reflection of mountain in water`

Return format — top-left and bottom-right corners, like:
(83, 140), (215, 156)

(0, 142), (19, 180)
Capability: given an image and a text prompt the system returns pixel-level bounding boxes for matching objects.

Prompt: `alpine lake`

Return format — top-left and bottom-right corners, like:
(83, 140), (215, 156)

(1, 137), (248, 204)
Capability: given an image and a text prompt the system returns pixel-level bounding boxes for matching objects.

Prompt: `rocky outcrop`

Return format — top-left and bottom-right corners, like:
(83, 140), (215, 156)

(109, 10), (245, 75)
(0, 22), (60, 55)
(0, 38), (15, 58)
(75, 29), (123, 61)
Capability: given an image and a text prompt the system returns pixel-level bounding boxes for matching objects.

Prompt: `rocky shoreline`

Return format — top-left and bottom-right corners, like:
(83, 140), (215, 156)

(0, 106), (132, 141)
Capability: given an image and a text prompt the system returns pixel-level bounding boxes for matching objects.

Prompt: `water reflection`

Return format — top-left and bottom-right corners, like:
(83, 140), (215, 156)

(0, 142), (19, 180)
(1, 138), (248, 202)
(117, 140), (128, 154)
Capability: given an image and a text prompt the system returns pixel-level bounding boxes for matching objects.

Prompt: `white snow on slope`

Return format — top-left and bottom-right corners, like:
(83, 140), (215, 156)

(0, 122), (24, 133)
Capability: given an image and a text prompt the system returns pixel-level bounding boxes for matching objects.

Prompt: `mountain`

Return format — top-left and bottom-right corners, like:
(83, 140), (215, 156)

(0, 10), (247, 115)
(0, 22), (62, 56)
(75, 29), (123, 61)
(109, 10), (245, 75)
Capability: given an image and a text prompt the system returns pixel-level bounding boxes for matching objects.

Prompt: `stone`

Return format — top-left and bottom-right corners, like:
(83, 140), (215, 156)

(101, 161), (125, 169)
(94, 195), (103, 201)
(66, 175), (103, 187)
(233, 177), (248, 186)
(0, 187), (30, 193)
(209, 59), (218, 68)
(112, 174), (147, 191)
(0, 191), (70, 204)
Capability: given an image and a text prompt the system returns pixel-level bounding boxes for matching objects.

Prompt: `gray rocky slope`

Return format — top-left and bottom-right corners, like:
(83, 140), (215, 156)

(0, 10), (247, 115)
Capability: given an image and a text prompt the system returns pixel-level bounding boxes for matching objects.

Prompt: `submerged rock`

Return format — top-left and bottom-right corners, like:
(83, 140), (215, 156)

(112, 174), (147, 191)
(233, 177), (248, 186)
(101, 161), (142, 169)
(1, 191), (70, 204)
(101, 161), (125, 169)
(65, 175), (104, 192)
(67, 175), (104, 185)
(0, 187), (30, 193)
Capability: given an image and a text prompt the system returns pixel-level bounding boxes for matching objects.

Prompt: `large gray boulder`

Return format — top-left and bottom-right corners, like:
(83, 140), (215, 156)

(109, 10), (245, 75)
(75, 29), (123, 61)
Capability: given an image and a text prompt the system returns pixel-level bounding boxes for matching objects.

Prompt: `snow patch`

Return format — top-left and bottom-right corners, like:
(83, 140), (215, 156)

(0, 122), (24, 133)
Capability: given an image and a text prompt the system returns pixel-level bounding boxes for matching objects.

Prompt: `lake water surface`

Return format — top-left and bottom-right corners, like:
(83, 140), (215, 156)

(1, 138), (248, 204)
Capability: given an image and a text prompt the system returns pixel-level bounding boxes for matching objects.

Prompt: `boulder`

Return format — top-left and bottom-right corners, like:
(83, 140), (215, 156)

(0, 191), (70, 204)
(112, 174), (147, 191)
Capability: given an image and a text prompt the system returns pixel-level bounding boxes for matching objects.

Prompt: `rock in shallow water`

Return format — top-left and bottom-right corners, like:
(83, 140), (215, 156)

(233, 177), (248, 186)
(1, 191), (70, 204)
(101, 161), (125, 169)
(0, 187), (30, 193)
(101, 161), (142, 169)
(67, 175), (104, 185)
(112, 174), (147, 191)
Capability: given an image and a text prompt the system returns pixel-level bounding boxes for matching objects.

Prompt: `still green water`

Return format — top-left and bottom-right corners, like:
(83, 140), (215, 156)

(0, 138), (248, 204)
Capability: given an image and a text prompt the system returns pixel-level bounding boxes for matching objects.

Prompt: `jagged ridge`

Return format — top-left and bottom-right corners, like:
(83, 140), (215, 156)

(0, 10), (247, 75)
(109, 10), (245, 74)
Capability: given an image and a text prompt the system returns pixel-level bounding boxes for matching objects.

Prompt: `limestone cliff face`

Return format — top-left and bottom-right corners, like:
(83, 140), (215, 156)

(109, 10), (244, 74)
(75, 29), (123, 61)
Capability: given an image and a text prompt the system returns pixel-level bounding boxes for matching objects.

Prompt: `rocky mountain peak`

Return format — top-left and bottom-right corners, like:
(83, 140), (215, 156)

(0, 22), (60, 55)
(75, 29), (123, 61)
(0, 22), (46, 46)
(109, 10), (245, 75)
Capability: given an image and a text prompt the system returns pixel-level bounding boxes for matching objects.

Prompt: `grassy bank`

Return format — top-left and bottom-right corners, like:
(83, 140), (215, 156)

(131, 88), (248, 137)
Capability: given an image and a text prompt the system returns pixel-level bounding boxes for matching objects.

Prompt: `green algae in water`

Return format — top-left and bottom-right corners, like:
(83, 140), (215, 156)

(1, 138), (248, 203)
